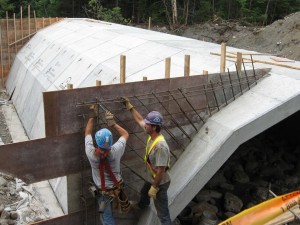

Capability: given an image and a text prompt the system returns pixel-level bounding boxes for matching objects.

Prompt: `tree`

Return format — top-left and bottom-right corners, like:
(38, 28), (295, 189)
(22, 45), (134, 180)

(85, 0), (126, 23)
(0, 0), (15, 18)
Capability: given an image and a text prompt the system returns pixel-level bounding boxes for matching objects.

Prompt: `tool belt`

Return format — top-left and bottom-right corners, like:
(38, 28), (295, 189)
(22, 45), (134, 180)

(89, 180), (130, 214)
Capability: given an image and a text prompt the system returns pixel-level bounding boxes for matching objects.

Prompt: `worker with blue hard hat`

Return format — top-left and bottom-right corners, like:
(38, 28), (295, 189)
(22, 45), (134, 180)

(85, 105), (130, 225)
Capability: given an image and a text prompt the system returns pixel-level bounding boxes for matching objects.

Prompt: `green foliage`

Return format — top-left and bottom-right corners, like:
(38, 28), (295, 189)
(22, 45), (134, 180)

(148, 1), (168, 24)
(2, 0), (298, 26)
(87, 0), (127, 23)
(32, 0), (62, 17)
(0, 0), (15, 18)
(191, 1), (211, 23)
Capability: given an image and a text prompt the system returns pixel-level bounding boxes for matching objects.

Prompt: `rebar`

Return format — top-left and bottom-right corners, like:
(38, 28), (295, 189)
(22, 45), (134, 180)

(242, 60), (250, 90)
(210, 80), (220, 111)
(227, 69), (236, 100)
(250, 55), (257, 85)
(134, 95), (184, 155)
(152, 92), (192, 141)
(235, 63), (243, 95)
(219, 74), (228, 105)
(168, 91), (198, 132)
(178, 88), (205, 123)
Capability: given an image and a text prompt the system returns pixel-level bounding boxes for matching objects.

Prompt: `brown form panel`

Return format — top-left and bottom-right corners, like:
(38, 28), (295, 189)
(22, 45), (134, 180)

(44, 75), (208, 137)
(0, 133), (83, 184)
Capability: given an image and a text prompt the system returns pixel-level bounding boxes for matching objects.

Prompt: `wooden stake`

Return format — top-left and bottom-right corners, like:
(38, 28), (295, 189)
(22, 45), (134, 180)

(220, 42), (226, 73)
(120, 55), (126, 83)
(236, 52), (242, 72)
(148, 17), (151, 30)
(143, 76), (147, 81)
(6, 12), (10, 67)
(184, 55), (190, 77)
(203, 70), (208, 75)
(96, 80), (101, 86)
(20, 6), (23, 45)
(42, 17), (45, 28)
(210, 52), (300, 70)
(13, 13), (17, 55)
(34, 10), (37, 32)
(165, 57), (171, 78)
(28, 4), (31, 40)
(49, 17), (51, 25)
(0, 25), (4, 87)
(67, 84), (73, 89)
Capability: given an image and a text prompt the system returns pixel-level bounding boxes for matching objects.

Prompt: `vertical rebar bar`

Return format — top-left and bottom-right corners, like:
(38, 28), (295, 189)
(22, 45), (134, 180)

(250, 55), (257, 85)
(235, 63), (243, 95)
(219, 74), (228, 105)
(242, 59), (250, 90)
(210, 80), (220, 111)
(203, 84), (212, 116)
(227, 69), (236, 100)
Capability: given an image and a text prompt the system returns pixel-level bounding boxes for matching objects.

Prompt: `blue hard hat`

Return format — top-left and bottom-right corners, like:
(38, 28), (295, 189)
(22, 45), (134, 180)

(144, 111), (163, 126)
(95, 128), (113, 149)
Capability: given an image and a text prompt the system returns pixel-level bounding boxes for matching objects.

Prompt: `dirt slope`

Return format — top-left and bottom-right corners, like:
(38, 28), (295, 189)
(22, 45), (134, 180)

(180, 12), (300, 61)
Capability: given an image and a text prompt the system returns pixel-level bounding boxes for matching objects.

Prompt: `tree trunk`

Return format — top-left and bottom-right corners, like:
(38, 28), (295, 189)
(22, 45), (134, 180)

(249, 0), (253, 10)
(264, 0), (271, 25)
(184, 0), (190, 25)
(172, 0), (178, 25)
(162, 0), (172, 29)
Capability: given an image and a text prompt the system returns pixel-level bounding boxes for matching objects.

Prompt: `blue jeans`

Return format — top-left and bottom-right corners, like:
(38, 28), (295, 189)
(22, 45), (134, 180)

(138, 181), (172, 225)
(98, 195), (115, 225)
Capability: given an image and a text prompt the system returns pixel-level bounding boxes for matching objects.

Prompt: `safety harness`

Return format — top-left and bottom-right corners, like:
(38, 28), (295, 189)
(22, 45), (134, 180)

(94, 148), (130, 213)
(95, 148), (120, 192)
(144, 135), (165, 178)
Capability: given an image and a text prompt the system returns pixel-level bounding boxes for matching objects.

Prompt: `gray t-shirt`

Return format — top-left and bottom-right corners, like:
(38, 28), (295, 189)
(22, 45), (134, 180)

(85, 134), (126, 189)
(146, 136), (171, 184)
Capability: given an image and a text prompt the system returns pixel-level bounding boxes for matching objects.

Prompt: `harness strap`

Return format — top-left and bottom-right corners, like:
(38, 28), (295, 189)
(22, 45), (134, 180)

(97, 148), (120, 192)
(144, 135), (165, 178)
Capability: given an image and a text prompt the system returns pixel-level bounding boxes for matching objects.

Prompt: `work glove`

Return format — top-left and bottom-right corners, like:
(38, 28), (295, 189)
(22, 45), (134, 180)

(105, 110), (116, 127)
(148, 185), (159, 199)
(120, 96), (133, 111)
(88, 105), (98, 118)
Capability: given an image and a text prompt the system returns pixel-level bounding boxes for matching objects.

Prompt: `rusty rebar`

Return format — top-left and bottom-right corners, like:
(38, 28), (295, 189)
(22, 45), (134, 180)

(210, 80), (220, 111)
(168, 91), (198, 132)
(242, 60), (251, 90)
(178, 88), (205, 123)
(219, 74), (228, 105)
(134, 95), (183, 156)
(227, 69), (236, 100)
(152, 92), (192, 141)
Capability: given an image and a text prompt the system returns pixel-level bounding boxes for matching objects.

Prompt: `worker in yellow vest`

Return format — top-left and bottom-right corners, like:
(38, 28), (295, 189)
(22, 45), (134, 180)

(121, 97), (172, 225)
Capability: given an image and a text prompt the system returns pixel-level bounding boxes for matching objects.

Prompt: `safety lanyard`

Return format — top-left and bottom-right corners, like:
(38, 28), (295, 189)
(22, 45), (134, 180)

(96, 148), (120, 192)
(144, 135), (165, 178)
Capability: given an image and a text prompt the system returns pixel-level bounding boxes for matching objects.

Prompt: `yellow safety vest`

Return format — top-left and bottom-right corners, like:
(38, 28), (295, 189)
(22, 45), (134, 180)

(144, 135), (165, 178)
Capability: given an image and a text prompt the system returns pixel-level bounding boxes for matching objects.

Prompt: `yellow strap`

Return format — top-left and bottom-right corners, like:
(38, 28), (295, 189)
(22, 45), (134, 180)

(144, 135), (165, 162)
(144, 135), (165, 178)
